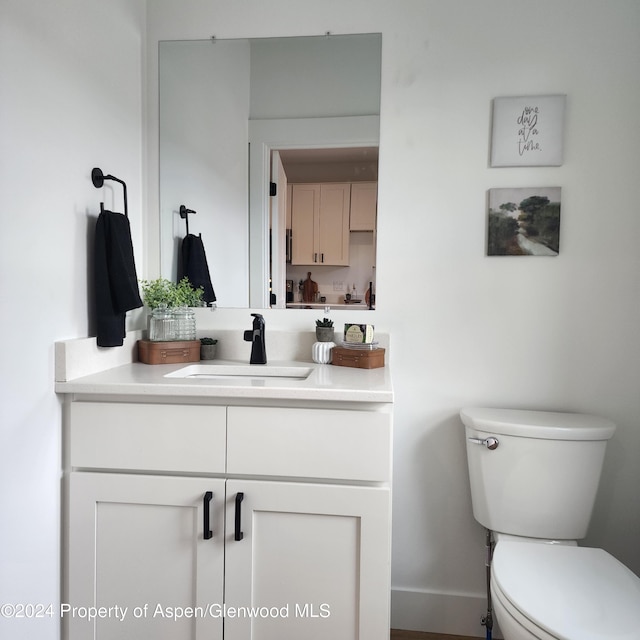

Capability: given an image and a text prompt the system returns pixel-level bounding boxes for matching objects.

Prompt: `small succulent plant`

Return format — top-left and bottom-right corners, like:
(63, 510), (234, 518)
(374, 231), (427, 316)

(200, 337), (218, 345)
(315, 318), (334, 328)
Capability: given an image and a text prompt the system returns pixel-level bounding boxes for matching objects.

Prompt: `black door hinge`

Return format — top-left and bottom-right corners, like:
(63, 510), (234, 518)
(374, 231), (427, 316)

(270, 182), (277, 196)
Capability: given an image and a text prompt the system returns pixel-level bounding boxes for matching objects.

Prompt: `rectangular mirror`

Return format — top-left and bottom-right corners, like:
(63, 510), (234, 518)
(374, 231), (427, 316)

(159, 33), (381, 309)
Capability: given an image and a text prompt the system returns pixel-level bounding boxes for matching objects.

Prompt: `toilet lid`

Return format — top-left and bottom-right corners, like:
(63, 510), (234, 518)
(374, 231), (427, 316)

(492, 541), (640, 640)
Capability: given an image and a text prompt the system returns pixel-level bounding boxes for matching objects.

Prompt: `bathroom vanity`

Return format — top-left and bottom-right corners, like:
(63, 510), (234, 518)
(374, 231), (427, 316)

(56, 332), (393, 640)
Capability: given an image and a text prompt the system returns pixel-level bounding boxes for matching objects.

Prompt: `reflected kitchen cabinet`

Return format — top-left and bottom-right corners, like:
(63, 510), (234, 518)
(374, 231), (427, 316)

(349, 182), (378, 231)
(290, 183), (351, 266)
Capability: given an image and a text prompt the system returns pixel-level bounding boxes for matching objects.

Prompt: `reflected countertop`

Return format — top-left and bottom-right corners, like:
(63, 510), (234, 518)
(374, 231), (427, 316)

(286, 302), (370, 310)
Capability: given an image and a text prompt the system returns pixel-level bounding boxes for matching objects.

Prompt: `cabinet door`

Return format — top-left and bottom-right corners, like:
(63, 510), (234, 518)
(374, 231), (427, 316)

(291, 183), (350, 266)
(318, 183), (351, 265)
(349, 182), (377, 231)
(290, 184), (319, 264)
(224, 479), (391, 640)
(67, 473), (225, 640)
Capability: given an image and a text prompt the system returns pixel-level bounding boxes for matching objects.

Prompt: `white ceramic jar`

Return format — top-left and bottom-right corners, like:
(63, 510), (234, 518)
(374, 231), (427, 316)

(312, 341), (336, 364)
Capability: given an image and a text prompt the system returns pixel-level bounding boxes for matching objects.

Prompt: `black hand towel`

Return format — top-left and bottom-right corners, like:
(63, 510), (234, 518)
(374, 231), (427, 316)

(180, 233), (216, 304)
(95, 210), (143, 347)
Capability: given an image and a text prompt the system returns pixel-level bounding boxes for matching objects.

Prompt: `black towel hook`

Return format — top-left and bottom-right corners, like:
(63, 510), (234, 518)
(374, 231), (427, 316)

(92, 167), (128, 218)
(179, 205), (196, 235)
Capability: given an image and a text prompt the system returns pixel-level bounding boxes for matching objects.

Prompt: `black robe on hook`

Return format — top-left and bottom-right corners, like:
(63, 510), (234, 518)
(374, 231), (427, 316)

(179, 233), (216, 304)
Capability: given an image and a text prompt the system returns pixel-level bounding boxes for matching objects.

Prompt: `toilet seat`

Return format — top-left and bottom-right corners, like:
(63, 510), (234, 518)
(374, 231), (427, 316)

(491, 579), (556, 640)
(492, 540), (640, 640)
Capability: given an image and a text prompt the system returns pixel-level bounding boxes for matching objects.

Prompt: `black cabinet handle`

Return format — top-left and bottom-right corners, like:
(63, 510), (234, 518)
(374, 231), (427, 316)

(235, 492), (244, 541)
(203, 491), (213, 540)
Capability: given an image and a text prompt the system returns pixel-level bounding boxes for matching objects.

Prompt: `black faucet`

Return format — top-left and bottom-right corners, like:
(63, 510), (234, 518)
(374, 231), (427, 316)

(243, 313), (267, 364)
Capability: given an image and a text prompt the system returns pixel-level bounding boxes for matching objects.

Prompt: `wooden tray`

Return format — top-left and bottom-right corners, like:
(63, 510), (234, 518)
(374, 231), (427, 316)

(138, 340), (200, 365)
(331, 346), (385, 369)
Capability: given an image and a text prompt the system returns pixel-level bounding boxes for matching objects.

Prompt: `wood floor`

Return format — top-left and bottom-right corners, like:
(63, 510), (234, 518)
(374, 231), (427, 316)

(391, 631), (483, 640)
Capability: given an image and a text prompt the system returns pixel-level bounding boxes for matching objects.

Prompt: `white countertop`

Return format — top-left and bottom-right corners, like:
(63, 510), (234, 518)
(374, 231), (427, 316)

(55, 359), (393, 403)
(54, 330), (392, 404)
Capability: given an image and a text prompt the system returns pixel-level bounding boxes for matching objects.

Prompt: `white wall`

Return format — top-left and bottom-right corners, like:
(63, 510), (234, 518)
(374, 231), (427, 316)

(0, 1), (145, 638)
(249, 33), (381, 119)
(148, 0), (640, 636)
(2, 1), (638, 639)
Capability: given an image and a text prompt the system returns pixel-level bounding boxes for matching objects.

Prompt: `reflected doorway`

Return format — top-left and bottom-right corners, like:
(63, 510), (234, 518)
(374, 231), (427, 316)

(270, 147), (378, 310)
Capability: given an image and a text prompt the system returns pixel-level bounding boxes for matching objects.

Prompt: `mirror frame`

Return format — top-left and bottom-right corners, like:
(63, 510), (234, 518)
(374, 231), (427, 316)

(156, 34), (382, 310)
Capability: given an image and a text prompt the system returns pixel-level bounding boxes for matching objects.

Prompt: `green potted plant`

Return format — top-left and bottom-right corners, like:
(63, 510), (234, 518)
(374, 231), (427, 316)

(174, 277), (205, 308)
(140, 278), (175, 341)
(140, 277), (204, 309)
(315, 318), (335, 342)
(171, 278), (204, 341)
(140, 278), (176, 310)
(200, 337), (218, 360)
(140, 278), (204, 341)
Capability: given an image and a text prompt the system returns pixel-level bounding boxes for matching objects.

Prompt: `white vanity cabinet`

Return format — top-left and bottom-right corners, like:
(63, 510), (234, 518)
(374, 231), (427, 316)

(65, 399), (392, 640)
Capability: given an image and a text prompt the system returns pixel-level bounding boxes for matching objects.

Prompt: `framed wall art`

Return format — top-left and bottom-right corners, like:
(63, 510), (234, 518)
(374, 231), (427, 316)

(490, 95), (566, 167)
(487, 187), (561, 256)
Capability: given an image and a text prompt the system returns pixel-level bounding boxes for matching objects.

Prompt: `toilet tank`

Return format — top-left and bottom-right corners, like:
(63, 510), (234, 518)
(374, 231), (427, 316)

(461, 408), (616, 540)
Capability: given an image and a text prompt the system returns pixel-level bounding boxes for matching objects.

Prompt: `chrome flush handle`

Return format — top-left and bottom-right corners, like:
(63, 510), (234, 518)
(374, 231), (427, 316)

(468, 436), (499, 450)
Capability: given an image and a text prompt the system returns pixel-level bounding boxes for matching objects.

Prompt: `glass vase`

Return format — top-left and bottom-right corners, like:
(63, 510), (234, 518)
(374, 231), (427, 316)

(149, 305), (175, 341)
(173, 306), (196, 341)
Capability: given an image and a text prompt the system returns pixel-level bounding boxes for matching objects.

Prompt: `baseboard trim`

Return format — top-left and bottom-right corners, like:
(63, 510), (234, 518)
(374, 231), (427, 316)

(391, 587), (500, 638)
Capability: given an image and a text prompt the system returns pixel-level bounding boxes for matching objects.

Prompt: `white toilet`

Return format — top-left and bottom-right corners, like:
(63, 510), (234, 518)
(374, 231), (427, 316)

(461, 407), (640, 640)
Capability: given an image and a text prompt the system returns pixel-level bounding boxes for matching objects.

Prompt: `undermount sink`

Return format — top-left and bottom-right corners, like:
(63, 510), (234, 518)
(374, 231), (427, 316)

(164, 363), (313, 380)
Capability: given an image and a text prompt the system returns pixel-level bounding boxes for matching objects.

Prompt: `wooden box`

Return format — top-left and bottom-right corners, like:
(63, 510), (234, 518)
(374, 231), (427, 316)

(138, 340), (201, 365)
(331, 346), (385, 369)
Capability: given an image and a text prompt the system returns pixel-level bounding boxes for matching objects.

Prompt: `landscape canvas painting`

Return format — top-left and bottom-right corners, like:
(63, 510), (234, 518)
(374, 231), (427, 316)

(487, 187), (561, 256)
